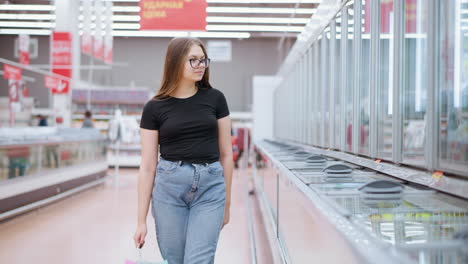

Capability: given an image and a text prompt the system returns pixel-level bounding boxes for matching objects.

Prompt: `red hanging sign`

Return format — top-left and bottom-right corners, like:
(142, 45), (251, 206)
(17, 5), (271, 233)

(44, 75), (69, 94)
(51, 32), (71, 94)
(19, 34), (30, 65)
(3, 64), (22, 80)
(139, 0), (207, 31)
(93, 36), (104, 60)
(104, 47), (113, 64)
(364, 0), (421, 34)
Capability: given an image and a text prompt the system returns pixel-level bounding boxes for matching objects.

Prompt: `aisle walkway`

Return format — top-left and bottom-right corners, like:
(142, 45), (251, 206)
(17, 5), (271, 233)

(0, 167), (260, 264)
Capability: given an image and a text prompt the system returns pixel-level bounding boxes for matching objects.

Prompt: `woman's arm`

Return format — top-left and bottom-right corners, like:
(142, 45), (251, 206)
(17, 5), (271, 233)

(218, 116), (234, 228)
(134, 128), (159, 247)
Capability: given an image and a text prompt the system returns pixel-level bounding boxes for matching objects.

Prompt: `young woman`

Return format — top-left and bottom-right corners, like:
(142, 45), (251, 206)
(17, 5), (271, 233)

(133, 37), (233, 264)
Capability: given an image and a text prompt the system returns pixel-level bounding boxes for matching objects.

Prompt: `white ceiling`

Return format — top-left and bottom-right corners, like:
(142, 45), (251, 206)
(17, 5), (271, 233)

(0, 0), (322, 38)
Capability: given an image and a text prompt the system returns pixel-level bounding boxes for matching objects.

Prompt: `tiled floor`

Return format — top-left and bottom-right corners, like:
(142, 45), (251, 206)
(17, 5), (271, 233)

(0, 167), (265, 264)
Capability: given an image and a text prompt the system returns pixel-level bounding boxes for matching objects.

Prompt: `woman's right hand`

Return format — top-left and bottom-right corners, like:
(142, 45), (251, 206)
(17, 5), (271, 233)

(133, 223), (147, 248)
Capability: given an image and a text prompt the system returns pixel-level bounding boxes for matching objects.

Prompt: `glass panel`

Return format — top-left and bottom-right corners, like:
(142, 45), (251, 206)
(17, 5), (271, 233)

(377, 0), (394, 159)
(0, 139), (106, 183)
(324, 30), (330, 148)
(439, 0), (468, 175)
(310, 43), (317, 146)
(317, 39), (323, 146)
(335, 12), (342, 149)
(345, 3), (355, 152)
(360, 0), (371, 154)
(402, 0), (428, 167)
(307, 50), (311, 145)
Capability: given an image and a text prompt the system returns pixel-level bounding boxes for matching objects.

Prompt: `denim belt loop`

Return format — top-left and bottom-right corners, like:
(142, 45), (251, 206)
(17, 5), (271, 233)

(177, 160), (182, 166)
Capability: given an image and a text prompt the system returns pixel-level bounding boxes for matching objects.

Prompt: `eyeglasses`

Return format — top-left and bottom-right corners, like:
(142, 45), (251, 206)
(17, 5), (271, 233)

(189, 58), (210, 68)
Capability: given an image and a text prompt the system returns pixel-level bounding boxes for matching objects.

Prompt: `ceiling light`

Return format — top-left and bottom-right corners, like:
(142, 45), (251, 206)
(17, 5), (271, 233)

(0, 14), (55, 20)
(206, 16), (308, 24)
(113, 23), (140, 29)
(207, 7), (316, 14)
(112, 15), (140, 21)
(207, 0), (320, 3)
(112, 6), (140, 12)
(0, 4), (55, 11)
(111, 0), (320, 2)
(189, 32), (250, 38)
(0, 21), (54, 28)
(207, 25), (303, 32)
(0, 28), (51, 35)
(112, 30), (189, 37)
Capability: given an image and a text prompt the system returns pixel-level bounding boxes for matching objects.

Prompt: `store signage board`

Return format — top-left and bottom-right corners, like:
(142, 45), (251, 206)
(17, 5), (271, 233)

(364, 0), (419, 34)
(51, 31), (71, 94)
(19, 34), (30, 65)
(104, 0), (113, 64)
(93, 0), (104, 60)
(3, 64), (22, 81)
(207, 41), (231, 62)
(139, 0), (207, 30)
(44, 75), (69, 94)
(81, 0), (93, 55)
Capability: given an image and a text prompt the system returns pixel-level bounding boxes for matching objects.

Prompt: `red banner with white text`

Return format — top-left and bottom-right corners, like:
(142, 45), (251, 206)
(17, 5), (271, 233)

(51, 31), (71, 94)
(3, 64), (22, 81)
(139, 0), (207, 30)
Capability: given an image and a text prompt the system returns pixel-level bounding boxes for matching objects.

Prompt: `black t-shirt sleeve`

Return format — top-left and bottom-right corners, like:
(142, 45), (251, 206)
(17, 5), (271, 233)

(140, 100), (160, 130)
(216, 90), (230, 119)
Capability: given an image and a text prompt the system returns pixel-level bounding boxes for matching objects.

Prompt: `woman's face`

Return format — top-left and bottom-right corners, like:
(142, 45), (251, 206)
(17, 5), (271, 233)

(182, 44), (207, 83)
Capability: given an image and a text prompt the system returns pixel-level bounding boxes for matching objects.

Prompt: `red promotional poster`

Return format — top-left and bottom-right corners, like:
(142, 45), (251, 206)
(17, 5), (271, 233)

(363, 0), (420, 34)
(44, 75), (69, 94)
(9, 80), (19, 102)
(81, 34), (93, 55)
(3, 64), (22, 81)
(19, 34), (30, 65)
(104, 47), (113, 64)
(51, 31), (71, 94)
(94, 37), (104, 60)
(139, 0), (207, 30)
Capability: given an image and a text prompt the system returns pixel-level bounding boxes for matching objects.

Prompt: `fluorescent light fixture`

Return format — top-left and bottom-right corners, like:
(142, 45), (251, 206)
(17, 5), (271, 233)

(207, 7), (316, 14)
(0, 4), (55, 11)
(112, 30), (189, 37)
(112, 6), (140, 12)
(108, 15), (307, 23)
(111, 0), (320, 2)
(112, 15), (141, 21)
(112, 30), (250, 38)
(111, 6), (316, 14)
(206, 16), (308, 24)
(0, 14), (55, 20)
(113, 23), (140, 29)
(189, 32), (250, 38)
(0, 21), (54, 28)
(206, 24), (303, 32)
(0, 28), (51, 35)
(207, 0), (320, 2)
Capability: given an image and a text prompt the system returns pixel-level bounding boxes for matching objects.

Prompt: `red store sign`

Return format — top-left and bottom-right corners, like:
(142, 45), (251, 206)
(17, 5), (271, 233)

(3, 64), (22, 81)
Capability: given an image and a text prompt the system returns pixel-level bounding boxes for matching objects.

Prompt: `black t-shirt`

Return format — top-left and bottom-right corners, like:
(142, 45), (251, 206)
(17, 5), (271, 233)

(140, 87), (230, 164)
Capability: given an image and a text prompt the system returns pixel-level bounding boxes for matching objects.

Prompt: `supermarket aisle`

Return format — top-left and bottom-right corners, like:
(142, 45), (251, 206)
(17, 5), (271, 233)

(0, 167), (259, 264)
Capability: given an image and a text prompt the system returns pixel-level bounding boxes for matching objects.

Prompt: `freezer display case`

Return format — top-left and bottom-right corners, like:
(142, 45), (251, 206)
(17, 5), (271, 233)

(254, 139), (468, 264)
(0, 127), (106, 181)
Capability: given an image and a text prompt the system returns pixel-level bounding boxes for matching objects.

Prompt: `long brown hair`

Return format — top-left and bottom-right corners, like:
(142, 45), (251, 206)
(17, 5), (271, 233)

(154, 37), (212, 100)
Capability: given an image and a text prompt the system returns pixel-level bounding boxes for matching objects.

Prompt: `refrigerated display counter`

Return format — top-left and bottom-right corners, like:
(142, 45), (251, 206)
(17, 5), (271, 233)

(0, 127), (108, 221)
(253, 139), (468, 264)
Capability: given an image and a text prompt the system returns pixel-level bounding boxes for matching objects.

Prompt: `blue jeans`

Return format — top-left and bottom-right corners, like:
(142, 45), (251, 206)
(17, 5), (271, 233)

(151, 158), (226, 264)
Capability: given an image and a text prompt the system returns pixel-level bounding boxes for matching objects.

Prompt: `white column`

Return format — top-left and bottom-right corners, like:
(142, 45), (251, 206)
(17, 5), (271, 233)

(52, 0), (80, 127)
(252, 76), (281, 142)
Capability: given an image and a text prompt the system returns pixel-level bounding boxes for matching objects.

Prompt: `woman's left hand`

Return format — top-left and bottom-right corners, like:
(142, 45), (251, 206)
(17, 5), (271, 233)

(221, 203), (230, 229)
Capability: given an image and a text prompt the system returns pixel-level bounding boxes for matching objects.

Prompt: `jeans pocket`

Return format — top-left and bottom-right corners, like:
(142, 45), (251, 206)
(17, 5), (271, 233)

(157, 159), (178, 173)
(208, 161), (223, 175)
